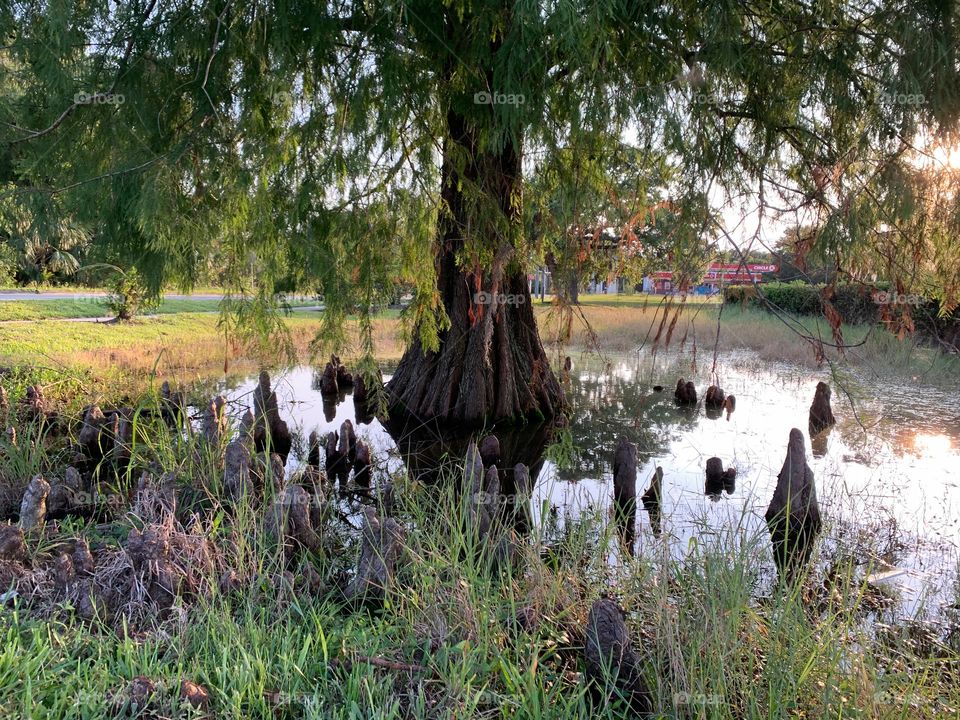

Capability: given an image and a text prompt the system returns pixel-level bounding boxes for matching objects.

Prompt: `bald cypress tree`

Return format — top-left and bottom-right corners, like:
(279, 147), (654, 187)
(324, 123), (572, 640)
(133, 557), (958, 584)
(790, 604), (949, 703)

(2, 1), (959, 424)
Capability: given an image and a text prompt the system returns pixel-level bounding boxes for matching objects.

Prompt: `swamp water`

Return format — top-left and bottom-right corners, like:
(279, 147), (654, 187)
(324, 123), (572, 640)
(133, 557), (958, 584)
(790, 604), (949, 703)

(208, 350), (960, 624)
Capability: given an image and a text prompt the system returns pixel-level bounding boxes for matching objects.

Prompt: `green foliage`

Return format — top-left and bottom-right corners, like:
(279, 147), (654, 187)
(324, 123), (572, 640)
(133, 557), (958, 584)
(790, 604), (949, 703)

(2, 0), (960, 357)
(104, 268), (160, 321)
(0, 241), (16, 284)
(0, 426), (957, 718)
(724, 281), (901, 325)
(725, 282), (824, 316)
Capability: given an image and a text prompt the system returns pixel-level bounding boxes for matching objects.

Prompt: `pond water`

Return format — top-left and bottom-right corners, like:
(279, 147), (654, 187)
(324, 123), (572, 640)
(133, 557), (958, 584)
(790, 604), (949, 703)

(210, 350), (960, 621)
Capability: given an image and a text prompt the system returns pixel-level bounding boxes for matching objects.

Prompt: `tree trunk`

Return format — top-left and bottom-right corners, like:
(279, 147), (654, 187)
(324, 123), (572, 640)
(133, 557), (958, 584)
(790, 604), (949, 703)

(545, 252), (580, 305)
(386, 110), (565, 426)
(566, 269), (580, 304)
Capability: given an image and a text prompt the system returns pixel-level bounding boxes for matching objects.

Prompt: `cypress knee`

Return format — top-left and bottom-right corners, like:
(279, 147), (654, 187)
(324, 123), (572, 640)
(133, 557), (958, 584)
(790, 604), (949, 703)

(808, 381), (836, 436)
(584, 598), (652, 714)
(641, 466), (663, 536)
(765, 428), (822, 582)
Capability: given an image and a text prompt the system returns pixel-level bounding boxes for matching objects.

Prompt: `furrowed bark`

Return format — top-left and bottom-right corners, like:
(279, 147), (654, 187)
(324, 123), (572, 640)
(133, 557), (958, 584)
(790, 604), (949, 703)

(386, 110), (564, 426)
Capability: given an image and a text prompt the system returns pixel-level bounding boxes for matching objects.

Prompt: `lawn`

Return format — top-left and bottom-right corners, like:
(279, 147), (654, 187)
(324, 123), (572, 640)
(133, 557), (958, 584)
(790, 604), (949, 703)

(1, 299), (956, 407)
(0, 296), (322, 322)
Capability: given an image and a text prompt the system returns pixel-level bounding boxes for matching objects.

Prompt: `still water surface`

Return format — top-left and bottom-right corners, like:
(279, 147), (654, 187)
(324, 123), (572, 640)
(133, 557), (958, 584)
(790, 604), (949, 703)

(210, 351), (960, 619)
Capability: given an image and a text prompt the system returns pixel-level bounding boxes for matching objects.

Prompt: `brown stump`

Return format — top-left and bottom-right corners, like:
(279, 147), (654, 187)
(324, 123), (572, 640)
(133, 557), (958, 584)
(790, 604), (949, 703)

(0, 524), (26, 562)
(343, 506), (405, 606)
(324, 431), (348, 486)
(808, 381), (836, 437)
(641, 466), (663, 537)
(464, 440), (485, 491)
(352, 368), (382, 424)
(723, 394), (736, 421)
(704, 385), (725, 408)
(133, 471), (177, 524)
(78, 404), (109, 458)
(111, 408), (134, 472)
(612, 437), (638, 509)
(160, 381), (185, 427)
(512, 462), (531, 495)
(511, 462), (532, 531)
(353, 440), (371, 488)
(765, 428), (822, 582)
(465, 442), (494, 540)
(464, 444), (517, 567)
(352, 373), (369, 410)
(47, 466), (87, 518)
(23, 385), (48, 422)
(338, 419), (357, 467)
(479, 434), (501, 469)
(613, 437), (638, 554)
(224, 440), (253, 501)
(180, 680), (211, 710)
(201, 396), (227, 446)
(238, 408), (255, 441)
(253, 371), (292, 462)
(705, 457), (736, 497)
(723, 467), (736, 494)
(267, 484), (322, 554)
(73, 538), (95, 576)
(19, 475), (50, 530)
(254, 453), (286, 495)
(334, 355), (354, 388)
(674, 379), (697, 406)
(126, 527), (180, 608)
(319, 358), (339, 397)
(704, 385), (725, 419)
(307, 430), (322, 471)
(584, 598), (652, 713)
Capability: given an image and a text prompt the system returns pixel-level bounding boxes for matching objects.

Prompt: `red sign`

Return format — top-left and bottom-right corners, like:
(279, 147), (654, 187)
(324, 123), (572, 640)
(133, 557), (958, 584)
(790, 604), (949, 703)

(651, 262), (777, 283)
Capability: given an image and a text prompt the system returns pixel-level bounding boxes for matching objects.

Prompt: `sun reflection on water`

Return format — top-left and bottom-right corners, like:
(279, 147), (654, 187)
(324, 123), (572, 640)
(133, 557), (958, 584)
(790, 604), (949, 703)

(910, 432), (953, 459)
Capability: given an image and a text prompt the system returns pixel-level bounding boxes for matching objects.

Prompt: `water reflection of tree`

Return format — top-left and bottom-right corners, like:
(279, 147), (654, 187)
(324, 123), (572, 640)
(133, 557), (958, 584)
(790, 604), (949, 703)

(556, 369), (701, 482)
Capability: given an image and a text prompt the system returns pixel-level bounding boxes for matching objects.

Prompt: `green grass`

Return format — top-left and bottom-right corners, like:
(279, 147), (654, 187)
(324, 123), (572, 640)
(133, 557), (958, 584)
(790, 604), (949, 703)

(0, 282), (230, 294)
(2, 298), (957, 410)
(532, 292), (723, 309)
(0, 297), (323, 322)
(0, 309), (403, 409)
(0, 403), (956, 719)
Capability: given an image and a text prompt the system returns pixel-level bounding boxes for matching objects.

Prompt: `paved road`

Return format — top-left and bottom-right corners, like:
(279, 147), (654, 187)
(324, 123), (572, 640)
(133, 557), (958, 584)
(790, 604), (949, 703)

(0, 291), (226, 301)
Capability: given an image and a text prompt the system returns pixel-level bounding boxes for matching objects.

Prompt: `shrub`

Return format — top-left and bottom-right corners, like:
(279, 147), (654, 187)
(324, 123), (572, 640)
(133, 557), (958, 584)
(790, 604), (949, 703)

(724, 281), (888, 324)
(724, 282), (821, 315)
(104, 269), (160, 320)
(830, 284), (879, 324)
(0, 242), (17, 286)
